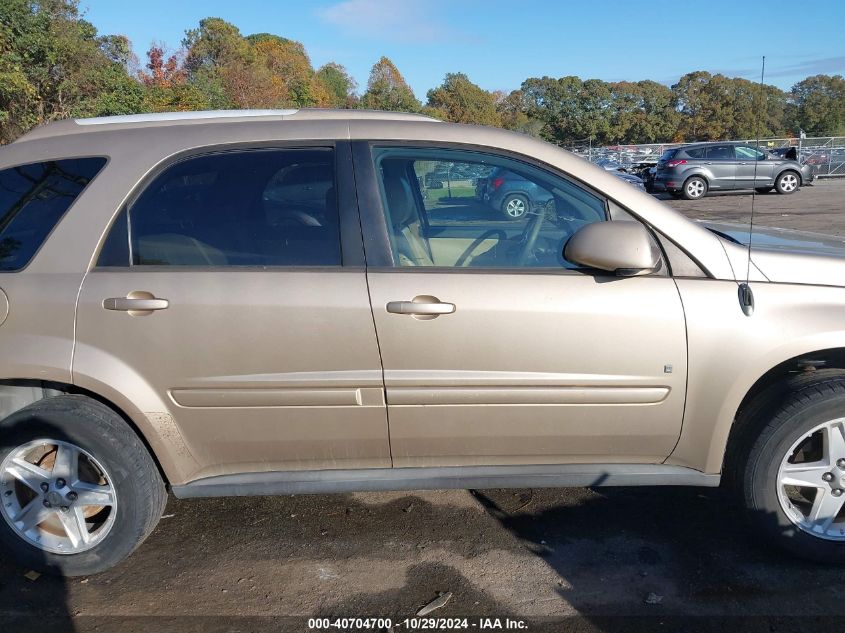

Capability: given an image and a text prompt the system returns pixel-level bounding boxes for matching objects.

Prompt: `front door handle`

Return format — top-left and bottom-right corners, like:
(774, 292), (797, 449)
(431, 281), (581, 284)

(103, 291), (169, 315)
(387, 295), (455, 318)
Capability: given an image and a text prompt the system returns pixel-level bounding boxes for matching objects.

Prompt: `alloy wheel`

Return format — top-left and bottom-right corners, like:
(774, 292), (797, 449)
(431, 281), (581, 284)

(686, 179), (705, 199)
(777, 419), (845, 540)
(779, 173), (798, 193)
(504, 197), (527, 218)
(0, 439), (117, 554)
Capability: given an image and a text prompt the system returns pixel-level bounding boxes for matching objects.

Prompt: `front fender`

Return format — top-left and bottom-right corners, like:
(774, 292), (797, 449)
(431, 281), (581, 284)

(668, 279), (845, 473)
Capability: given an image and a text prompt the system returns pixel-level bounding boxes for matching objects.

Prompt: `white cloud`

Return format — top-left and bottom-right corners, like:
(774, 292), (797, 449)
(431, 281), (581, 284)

(317, 0), (448, 43)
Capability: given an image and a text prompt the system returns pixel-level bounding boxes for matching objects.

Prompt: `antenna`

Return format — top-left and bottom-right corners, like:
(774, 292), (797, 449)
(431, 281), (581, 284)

(738, 56), (766, 317)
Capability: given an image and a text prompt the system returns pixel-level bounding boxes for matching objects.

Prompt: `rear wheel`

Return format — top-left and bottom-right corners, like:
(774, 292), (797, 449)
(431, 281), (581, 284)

(682, 176), (708, 200)
(0, 395), (166, 576)
(775, 171), (800, 194)
(741, 378), (845, 563)
(501, 193), (529, 219)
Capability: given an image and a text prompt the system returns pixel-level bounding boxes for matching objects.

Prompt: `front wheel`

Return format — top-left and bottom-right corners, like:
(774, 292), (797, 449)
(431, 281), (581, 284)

(742, 379), (845, 563)
(0, 395), (167, 576)
(775, 171), (800, 194)
(682, 176), (708, 200)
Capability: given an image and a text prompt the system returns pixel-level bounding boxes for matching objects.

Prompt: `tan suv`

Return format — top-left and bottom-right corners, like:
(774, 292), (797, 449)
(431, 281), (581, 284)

(2, 109), (845, 576)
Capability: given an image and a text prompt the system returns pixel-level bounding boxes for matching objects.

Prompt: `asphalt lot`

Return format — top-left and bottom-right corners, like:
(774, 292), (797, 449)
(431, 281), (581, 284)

(2, 179), (845, 633)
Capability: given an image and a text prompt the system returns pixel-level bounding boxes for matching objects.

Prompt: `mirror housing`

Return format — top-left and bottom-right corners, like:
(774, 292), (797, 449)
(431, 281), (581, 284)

(564, 222), (661, 276)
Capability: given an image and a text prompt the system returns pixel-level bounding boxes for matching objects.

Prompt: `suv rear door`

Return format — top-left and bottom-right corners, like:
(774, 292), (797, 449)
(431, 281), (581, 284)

(354, 143), (688, 467)
(73, 144), (389, 480)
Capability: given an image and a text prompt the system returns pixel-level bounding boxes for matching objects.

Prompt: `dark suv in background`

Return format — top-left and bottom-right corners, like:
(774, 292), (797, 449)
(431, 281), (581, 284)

(653, 142), (815, 200)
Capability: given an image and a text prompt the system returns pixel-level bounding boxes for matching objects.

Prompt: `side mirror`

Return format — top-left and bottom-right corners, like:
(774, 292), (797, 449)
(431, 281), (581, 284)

(564, 222), (661, 276)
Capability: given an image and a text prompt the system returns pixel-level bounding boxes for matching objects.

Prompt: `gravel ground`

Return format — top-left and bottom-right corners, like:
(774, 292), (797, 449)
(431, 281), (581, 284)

(660, 177), (845, 235)
(2, 179), (845, 633)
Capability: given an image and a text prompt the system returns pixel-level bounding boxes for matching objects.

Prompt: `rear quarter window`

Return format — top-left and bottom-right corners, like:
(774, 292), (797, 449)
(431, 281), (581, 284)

(658, 149), (677, 161)
(0, 157), (107, 271)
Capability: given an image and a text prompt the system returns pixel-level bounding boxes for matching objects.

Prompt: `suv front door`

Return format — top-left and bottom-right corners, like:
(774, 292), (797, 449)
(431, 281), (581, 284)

(74, 144), (389, 480)
(704, 144), (739, 190)
(355, 144), (688, 468)
(735, 145), (775, 189)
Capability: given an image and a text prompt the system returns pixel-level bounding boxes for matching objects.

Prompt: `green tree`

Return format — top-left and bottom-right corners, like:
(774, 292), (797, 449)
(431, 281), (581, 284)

(361, 56), (420, 112)
(316, 62), (357, 108)
(607, 80), (679, 143)
(425, 72), (501, 126)
(0, 0), (143, 143)
(520, 76), (612, 145)
(788, 74), (845, 136)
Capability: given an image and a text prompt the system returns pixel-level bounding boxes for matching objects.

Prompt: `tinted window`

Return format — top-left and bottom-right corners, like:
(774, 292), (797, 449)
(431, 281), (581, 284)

(123, 149), (340, 267)
(706, 145), (734, 160)
(735, 146), (765, 160)
(0, 157), (106, 271)
(684, 148), (706, 159)
(658, 149), (677, 161)
(373, 147), (606, 269)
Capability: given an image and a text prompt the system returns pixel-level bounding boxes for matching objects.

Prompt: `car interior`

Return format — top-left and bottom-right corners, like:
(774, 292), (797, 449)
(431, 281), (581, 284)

(377, 154), (606, 269)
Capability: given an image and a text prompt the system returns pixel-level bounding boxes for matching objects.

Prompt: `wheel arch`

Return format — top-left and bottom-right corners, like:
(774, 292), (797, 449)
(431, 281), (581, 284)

(721, 348), (845, 481)
(0, 378), (189, 487)
(776, 167), (802, 185)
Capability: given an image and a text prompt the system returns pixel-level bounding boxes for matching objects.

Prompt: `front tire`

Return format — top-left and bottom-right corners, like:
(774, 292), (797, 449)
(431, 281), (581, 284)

(682, 176), (708, 200)
(741, 378), (845, 563)
(0, 395), (166, 576)
(775, 171), (800, 195)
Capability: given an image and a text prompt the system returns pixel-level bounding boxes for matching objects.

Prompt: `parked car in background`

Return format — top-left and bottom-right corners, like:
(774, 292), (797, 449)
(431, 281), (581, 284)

(4, 109), (845, 577)
(592, 159), (647, 192)
(476, 167), (553, 219)
(653, 142), (815, 199)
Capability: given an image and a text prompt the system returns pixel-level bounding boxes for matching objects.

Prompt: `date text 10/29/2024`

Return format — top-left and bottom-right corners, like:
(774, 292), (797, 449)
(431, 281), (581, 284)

(308, 617), (530, 630)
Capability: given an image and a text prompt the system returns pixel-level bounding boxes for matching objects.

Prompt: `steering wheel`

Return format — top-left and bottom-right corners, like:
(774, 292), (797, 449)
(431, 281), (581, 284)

(455, 229), (507, 267)
(516, 210), (546, 266)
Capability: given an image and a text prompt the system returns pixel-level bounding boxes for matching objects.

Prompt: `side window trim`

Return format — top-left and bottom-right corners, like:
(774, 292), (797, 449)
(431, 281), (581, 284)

(93, 142), (365, 270)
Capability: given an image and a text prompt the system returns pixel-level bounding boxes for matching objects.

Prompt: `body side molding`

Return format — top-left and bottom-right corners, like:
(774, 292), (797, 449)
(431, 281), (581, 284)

(172, 463), (720, 498)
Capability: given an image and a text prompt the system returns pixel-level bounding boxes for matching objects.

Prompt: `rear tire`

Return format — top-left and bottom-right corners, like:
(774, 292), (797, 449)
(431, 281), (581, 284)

(0, 395), (166, 576)
(775, 171), (800, 195)
(740, 377), (845, 563)
(681, 176), (708, 200)
(501, 193), (529, 220)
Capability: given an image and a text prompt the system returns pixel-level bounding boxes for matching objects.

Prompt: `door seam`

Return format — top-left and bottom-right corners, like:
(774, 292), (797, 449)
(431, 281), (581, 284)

(348, 138), (394, 467)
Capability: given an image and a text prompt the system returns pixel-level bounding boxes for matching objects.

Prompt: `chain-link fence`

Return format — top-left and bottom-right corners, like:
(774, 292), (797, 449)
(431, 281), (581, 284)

(567, 137), (845, 177)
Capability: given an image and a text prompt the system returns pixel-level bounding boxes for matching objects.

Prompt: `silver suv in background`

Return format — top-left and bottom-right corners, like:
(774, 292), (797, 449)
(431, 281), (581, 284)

(653, 142), (815, 199)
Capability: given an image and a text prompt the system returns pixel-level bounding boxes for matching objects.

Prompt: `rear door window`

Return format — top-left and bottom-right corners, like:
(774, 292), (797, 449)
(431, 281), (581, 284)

(99, 148), (342, 267)
(705, 145), (735, 160)
(0, 157), (106, 271)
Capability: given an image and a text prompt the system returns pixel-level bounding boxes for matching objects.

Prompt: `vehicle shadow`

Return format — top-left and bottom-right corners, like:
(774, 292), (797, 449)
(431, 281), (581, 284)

(469, 485), (845, 627)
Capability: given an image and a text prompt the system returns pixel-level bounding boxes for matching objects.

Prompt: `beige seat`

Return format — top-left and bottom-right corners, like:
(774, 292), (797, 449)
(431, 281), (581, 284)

(381, 162), (433, 266)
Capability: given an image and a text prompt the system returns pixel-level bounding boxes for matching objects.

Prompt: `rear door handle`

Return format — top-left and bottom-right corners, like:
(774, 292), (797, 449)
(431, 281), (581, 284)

(386, 297), (455, 317)
(103, 291), (169, 314)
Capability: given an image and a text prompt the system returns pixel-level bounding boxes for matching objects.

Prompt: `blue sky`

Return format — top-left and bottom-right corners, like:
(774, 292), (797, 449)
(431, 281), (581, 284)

(80, 0), (845, 98)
